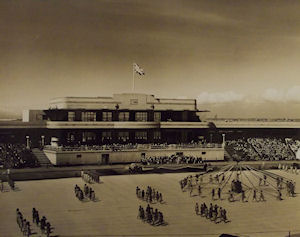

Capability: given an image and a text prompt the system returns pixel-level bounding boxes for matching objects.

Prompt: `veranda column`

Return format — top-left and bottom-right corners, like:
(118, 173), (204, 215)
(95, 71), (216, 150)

(26, 136), (30, 149)
(41, 135), (45, 147)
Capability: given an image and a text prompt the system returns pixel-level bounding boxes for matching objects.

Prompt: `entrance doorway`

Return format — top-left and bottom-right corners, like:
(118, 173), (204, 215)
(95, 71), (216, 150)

(101, 154), (109, 165)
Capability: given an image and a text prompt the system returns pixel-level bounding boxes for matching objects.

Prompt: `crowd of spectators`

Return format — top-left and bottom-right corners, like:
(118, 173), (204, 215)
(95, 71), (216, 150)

(285, 138), (300, 155)
(46, 143), (138, 152)
(226, 138), (298, 161)
(141, 154), (204, 165)
(0, 143), (39, 169)
(226, 139), (259, 161)
(247, 138), (294, 160)
(45, 142), (222, 152)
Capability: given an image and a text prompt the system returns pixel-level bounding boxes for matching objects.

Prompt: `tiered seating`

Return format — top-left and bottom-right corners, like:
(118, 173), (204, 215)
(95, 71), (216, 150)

(248, 138), (294, 161)
(226, 139), (259, 161)
(45, 142), (221, 152)
(0, 143), (39, 168)
(285, 138), (300, 154)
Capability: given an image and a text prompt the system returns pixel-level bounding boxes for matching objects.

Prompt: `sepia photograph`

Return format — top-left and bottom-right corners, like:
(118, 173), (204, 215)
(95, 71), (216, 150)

(0, 0), (300, 236)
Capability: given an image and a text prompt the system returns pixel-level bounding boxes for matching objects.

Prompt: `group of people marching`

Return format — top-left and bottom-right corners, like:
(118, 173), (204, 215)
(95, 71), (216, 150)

(138, 204), (165, 226)
(195, 202), (228, 223)
(136, 186), (163, 203)
(16, 209), (31, 237)
(16, 208), (52, 237)
(32, 208), (52, 236)
(74, 184), (96, 201)
(81, 171), (100, 184)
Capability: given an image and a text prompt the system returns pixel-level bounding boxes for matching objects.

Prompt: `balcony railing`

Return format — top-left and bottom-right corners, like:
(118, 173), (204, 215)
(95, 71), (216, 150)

(44, 143), (222, 152)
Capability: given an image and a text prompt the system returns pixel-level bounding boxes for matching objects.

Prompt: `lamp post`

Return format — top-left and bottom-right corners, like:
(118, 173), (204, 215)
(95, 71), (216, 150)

(222, 133), (225, 148)
(26, 136), (30, 149)
(41, 135), (45, 147)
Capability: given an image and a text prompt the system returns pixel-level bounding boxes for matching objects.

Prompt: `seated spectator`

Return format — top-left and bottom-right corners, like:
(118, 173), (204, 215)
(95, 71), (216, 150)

(0, 143), (39, 169)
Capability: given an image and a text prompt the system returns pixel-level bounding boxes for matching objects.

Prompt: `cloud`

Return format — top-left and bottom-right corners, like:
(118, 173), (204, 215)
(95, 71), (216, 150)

(262, 86), (300, 102)
(197, 91), (245, 104)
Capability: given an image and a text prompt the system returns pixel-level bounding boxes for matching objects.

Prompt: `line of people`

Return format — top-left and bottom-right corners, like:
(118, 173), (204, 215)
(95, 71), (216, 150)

(138, 204), (165, 226)
(136, 186), (163, 203)
(74, 184), (96, 201)
(16, 209), (31, 237)
(81, 171), (101, 184)
(195, 202), (228, 223)
(16, 208), (52, 237)
(32, 208), (52, 236)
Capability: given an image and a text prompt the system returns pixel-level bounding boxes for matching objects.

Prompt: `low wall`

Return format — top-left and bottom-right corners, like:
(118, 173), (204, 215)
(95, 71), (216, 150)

(44, 148), (225, 166)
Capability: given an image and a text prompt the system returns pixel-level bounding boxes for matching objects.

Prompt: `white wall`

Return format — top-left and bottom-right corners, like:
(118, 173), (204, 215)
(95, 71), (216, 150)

(44, 148), (224, 165)
(22, 110), (45, 122)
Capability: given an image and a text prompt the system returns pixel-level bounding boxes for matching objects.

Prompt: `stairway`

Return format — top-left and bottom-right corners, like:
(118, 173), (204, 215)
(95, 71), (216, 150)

(223, 148), (232, 161)
(32, 148), (53, 167)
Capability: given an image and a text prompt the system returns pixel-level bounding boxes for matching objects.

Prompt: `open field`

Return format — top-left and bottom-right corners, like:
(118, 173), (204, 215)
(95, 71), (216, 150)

(0, 170), (300, 237)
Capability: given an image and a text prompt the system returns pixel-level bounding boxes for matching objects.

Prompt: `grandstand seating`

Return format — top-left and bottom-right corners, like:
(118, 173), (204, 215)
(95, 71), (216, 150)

(44, 142), (222, 152)
(226, 139), (259, 161)
(285, 138), (300, 155)
(0, 143), (40, 169)
(248, 138), (294, 161)
(225, 138), (297, 161)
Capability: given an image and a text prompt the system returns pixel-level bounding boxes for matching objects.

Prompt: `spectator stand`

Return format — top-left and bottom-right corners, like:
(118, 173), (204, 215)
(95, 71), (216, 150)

(0, 143), (39, 169)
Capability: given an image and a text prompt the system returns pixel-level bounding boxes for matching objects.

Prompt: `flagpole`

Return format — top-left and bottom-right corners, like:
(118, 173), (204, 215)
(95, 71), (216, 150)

(132, 63), (135, 92)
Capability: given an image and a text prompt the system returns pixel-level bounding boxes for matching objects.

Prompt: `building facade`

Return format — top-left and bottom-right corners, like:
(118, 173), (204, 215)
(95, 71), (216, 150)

(42, 93), (211, 146)
(0, 93), (216, 147)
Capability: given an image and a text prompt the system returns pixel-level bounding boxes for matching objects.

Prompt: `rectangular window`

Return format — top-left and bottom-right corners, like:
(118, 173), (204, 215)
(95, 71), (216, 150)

(67, 132), (75, 143)
(153, 131), (161, 140)
(118, 131), (129, 141)
(135, 131), (147, 140)
(135, 112), (148, 122)
(102, 131), (112, 141)
(154, 112), (161, 122)
(82, 132), (96, 142)
(81, 112), (96, 122)
(68, 111), (76, 121)
(102, 112), (112, 121)
(118, 112), (129, 121)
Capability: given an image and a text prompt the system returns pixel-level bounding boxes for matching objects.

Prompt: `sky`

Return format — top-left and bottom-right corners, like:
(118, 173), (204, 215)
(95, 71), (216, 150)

(1, 0), (300, 118)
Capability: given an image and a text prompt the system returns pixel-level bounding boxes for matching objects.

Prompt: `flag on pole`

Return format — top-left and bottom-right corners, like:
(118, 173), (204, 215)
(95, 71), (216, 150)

(133, 63), (145, 76)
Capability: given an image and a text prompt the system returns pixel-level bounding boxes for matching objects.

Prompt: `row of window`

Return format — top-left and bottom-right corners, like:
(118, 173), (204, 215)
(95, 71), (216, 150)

(67, 131), (161, 143)
(68, 111), (161, 122)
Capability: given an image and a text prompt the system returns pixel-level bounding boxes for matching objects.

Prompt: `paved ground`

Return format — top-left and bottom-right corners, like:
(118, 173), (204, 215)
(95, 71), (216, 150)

(0, 170), (300, 237)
